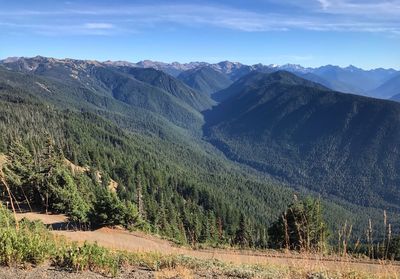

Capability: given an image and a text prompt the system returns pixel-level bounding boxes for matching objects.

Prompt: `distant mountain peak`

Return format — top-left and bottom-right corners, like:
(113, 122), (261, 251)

(277, 64), (311, 73)
(344, 65), (361, 72)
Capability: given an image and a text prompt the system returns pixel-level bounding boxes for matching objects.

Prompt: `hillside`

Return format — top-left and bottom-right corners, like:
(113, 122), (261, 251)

(212, 71), (328, 102)
(0, 56), (213, 111)
(0, 58), (211, 135)
(370, 74), (400, 99)
(178, 66), (232, 96)
(205, 71), (400, 209)
(114, 66), (214, 110)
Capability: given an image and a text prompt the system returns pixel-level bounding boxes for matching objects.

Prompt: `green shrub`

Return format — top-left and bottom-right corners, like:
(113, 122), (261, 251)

(0, 204), (15, 228)
(54, 242), (120, 276)
(0, 216), (55, 266)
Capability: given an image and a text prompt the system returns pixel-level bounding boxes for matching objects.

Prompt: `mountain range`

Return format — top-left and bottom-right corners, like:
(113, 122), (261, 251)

(1, 55), (400, 238)
(0, 56), (213, 135)
(3, 56), (398, 99)
(99, 58), (399, 99)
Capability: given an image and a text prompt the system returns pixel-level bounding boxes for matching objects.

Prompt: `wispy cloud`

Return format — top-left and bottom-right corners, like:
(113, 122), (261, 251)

(315, 0), (400, 17)
(1, 2), (400, 35)
(0, 22), (119, 36)
(83, 23), (114, 30)
(317, 0), (331, 10)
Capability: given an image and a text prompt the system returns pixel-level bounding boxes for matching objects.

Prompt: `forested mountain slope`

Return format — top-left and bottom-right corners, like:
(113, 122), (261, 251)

(0, 58), (398, 245)
(178, 66), (233, 96)
(212, 71), (327, 102)
(205, 71), (400, 210)
(0, 58), (210, 135)
(112, 66), (214, 110)
(0, 73), (297, 245)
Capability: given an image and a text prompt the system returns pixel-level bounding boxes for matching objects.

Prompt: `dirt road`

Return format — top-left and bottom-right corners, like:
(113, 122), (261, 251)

(16, 212), (400, 276)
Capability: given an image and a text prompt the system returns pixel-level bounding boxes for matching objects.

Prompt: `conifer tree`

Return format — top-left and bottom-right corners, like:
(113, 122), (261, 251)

(235, 213), (252, 248)
(3, 141), (35, 208)
(268, 197), (327, 252)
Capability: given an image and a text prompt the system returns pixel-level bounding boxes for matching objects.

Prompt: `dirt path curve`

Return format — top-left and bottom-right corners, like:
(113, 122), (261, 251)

(16, 212), (400, 276)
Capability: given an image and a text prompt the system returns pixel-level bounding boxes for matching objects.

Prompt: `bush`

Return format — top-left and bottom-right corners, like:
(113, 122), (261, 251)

(0, 204), (15, 228)
(90, 188), (143, 228)
(54, 242), (120, 276)
(0, 214), (55, 266)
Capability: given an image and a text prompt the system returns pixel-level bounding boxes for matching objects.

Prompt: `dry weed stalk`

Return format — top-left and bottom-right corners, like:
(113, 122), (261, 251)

(0, 169), (19, 230)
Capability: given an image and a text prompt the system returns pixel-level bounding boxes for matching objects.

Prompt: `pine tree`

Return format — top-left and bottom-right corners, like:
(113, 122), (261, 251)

(255, 228), (268, 249)
(235, 213), (251, 248)
(51, 168), (91, 224)
(134, 163), (145, 219)
(91, 187), (125, 226)
(36, 136), (62, 213)
(3, 141), (35, 208)
(268, 197), (328, 252)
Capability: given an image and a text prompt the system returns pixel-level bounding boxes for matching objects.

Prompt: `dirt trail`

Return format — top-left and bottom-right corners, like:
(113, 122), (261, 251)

(16, 212), (400, 276)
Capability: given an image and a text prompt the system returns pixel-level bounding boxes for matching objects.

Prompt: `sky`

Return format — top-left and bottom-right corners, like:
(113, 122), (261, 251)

(0, 0), (399, 69)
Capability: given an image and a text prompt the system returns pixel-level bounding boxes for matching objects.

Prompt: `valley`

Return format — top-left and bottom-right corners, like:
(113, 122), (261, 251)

(1, 56), (400, 278)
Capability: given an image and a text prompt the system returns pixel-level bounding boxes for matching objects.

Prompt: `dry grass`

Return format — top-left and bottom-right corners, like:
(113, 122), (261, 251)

(155, 266), (194, 279)
(12, 211), (400, 279)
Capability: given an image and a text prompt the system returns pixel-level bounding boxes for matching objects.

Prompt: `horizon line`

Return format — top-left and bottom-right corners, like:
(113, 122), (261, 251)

(1, 55), (399, 71)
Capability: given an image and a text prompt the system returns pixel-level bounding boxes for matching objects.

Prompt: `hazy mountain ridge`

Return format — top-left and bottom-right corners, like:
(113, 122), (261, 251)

(370, 74), (400, 99)
(392, 94), (400, 102)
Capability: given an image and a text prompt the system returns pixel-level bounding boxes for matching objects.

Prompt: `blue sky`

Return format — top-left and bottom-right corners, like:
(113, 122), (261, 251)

(0, 0), (399, 69)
